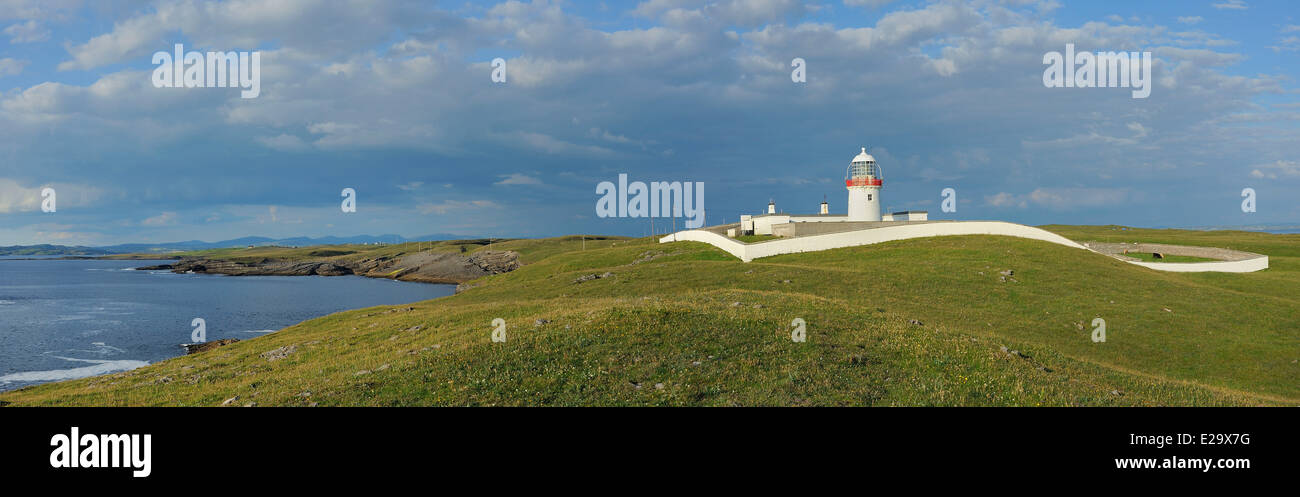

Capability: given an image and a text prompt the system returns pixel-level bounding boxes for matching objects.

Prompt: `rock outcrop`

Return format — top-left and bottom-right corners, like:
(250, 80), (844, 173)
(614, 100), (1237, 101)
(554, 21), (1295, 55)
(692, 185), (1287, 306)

(468, 250), (522, 274)
(183, 338), (239, 354)
(381, 250), (521, 284)
(138, 250), (522, 285)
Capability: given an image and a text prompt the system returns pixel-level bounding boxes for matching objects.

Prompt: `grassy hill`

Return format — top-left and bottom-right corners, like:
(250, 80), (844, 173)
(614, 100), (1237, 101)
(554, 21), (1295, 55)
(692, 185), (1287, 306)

(2, 227), (1296, 406)
(0, 244), (111, 256)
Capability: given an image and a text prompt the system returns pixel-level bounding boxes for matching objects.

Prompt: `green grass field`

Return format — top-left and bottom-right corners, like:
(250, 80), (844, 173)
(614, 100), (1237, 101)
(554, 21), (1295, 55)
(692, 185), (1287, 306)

(3, 225), (1296, 406)
(735, 234), (777, 243)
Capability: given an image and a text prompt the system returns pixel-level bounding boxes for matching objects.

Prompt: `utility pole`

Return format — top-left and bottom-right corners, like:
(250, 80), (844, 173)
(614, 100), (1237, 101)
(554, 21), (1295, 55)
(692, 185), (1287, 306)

(671, 202), (677, 242)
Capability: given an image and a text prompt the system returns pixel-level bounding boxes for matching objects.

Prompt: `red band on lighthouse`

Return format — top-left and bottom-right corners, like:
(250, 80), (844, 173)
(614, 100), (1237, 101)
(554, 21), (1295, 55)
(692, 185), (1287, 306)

(846, 178), (882, 187)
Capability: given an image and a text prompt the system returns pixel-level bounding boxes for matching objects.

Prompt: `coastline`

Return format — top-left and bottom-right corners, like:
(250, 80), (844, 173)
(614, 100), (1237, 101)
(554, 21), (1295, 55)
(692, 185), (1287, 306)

(131, 249), (522, 287)
(0, 257), (459, 392)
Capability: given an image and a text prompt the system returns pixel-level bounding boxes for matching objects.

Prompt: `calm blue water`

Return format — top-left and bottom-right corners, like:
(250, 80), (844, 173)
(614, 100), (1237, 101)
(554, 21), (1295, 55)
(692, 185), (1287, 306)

(0, 258), (455, 391)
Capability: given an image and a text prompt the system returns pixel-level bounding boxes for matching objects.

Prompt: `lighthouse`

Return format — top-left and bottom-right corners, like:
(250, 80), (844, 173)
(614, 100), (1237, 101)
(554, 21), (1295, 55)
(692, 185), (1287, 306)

(846, 147), (882, 221)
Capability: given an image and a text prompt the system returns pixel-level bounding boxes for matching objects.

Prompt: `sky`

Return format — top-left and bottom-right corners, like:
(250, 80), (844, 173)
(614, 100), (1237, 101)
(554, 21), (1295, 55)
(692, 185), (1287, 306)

(0, 0), (1296, 245)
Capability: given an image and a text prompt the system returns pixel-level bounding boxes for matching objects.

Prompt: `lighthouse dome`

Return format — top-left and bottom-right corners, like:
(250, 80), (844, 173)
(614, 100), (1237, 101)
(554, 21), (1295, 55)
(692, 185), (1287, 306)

(852, 147), (874, 164)
(846, 147), (882, 181)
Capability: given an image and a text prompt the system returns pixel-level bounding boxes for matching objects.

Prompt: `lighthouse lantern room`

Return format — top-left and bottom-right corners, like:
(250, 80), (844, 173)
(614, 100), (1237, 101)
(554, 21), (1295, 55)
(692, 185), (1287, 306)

(846, 147), (882, 221)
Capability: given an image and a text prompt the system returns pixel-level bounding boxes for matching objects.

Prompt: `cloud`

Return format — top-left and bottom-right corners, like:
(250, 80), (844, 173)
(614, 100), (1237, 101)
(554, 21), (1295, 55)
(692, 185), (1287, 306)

(256, 134), (311, 152)
(633, 0), (805, 26)
(0, 0), (80, 21)
(984, 192), (1025, 208)
(1155, 46), (1242, 66)
(141, 211), (178, 226)
(1176, 16), (1203, 25)
(708, 0), (806, 27)
(1248, 160), (1300, 179)
(1211, 0), (1247, 10)
(1126, 122), (1149, 138)
(4, 20), (49, 42)
(0, 179), (101, 213)
(917, 167), (961, 182)
(396, 181), (423, 191)
(589, 127), (634, 144)
(1271, 33), (1300, 52)
(513, 132), (614, 157)
(57, 13), (167, 71)
(0, 178), (45, 212)
(844, 0), (897, 8)
(1026, 188), (1129, 210)
(985, 188), (1131, 210)
(494, 173), (542, 186)
(35, 231), (85, 241)
(417, 199), (501, 215)
(57, 0), (431, 71)
(0, 58), (25, 77)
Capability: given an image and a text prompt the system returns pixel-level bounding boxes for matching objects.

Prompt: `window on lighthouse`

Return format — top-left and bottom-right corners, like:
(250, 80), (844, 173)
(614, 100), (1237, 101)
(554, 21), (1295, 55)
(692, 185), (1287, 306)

(868, 194), (872, 201)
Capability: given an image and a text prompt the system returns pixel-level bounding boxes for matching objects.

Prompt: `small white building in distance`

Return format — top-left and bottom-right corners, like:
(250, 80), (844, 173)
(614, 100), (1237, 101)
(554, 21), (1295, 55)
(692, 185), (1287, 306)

(734, 147), (926, 237)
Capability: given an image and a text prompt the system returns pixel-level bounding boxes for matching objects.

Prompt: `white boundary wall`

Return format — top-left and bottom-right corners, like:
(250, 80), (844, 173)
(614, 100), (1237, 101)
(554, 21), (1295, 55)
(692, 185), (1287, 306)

(1124, 258), (1268, 273)
(659, 221), (1268, 273)
(659, 230), (748, 260)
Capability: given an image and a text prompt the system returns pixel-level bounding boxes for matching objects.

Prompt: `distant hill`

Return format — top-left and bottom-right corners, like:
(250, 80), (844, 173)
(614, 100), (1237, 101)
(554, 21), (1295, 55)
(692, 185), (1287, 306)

(2, 234), (474, 255)
(0, 244), (113, 256)
(1186, 224), (1300, 234)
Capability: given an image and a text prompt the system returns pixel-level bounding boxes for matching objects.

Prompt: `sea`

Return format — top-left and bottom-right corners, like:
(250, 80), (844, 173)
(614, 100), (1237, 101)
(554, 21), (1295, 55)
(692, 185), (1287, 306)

(0, 257), (455, 391)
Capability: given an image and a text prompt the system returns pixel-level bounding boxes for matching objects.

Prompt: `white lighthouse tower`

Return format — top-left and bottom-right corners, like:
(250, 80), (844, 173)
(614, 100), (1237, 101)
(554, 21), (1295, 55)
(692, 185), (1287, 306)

(846, 147), (882, 221)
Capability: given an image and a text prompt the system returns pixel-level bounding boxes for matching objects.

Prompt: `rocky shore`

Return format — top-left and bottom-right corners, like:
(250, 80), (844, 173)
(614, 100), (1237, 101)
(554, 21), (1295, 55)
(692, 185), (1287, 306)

(136, 250), (521, 284)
